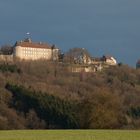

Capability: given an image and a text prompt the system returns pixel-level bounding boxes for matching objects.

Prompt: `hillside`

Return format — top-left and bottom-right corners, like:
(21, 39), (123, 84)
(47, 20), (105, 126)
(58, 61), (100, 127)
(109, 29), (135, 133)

(0, 60), (140, 129)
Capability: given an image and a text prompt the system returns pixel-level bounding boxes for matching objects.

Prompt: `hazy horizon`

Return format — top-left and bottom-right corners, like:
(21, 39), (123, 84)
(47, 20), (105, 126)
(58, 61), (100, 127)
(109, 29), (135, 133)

(0, 0), (140, 66)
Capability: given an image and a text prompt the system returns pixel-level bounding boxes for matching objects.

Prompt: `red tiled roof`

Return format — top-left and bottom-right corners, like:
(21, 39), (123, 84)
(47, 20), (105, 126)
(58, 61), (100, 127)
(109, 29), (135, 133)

(103, 55), (112, 59)
(15, 41), (52, 49)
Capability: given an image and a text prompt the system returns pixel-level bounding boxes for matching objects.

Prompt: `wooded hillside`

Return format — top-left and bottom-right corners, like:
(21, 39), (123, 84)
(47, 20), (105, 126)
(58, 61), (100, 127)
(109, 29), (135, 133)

(0, 60), (140, 129)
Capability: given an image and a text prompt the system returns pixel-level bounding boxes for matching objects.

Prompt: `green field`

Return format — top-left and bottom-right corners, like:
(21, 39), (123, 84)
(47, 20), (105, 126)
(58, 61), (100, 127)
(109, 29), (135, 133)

(0, 130), (139, 140)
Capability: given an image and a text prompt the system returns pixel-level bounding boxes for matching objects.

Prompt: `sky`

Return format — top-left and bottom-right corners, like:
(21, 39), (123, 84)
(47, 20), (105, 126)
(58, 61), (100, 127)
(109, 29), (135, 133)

(0, 0), (140, 66)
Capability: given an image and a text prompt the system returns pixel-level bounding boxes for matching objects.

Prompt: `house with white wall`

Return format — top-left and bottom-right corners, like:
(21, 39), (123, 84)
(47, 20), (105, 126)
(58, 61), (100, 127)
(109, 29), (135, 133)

(13, 38), (59, 61)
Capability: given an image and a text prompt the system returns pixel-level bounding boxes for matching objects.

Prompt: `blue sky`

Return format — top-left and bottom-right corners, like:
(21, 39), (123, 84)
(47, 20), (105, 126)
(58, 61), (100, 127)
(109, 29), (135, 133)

(0, 0), (140, 66)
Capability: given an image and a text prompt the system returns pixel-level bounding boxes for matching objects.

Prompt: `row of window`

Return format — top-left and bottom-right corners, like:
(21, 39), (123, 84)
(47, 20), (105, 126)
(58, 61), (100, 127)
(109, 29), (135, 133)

(21, 48), (51, 52)
(22, 50), (51, 53)
(22, 50), (50, 55)
(23, 54), (50, 58)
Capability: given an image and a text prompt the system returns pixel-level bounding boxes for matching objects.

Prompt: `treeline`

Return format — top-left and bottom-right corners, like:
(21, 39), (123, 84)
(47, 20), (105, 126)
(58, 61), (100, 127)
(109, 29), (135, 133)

(0, 45), (13, 55)
(6, 83), (78, 129)
(0, 61), (140, 129)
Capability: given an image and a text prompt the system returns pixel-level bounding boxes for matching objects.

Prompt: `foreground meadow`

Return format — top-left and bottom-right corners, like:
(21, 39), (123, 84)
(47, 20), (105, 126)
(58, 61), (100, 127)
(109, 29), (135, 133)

(0, 130), (139, 140)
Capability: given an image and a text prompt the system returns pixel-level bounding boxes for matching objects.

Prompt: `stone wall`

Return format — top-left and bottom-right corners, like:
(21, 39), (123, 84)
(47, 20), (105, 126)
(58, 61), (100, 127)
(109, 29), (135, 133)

(0, 55), (13, 62)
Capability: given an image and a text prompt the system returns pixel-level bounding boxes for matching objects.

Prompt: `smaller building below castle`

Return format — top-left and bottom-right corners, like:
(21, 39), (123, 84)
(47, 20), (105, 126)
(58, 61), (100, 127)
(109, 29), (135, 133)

(101, 55), (117, 66)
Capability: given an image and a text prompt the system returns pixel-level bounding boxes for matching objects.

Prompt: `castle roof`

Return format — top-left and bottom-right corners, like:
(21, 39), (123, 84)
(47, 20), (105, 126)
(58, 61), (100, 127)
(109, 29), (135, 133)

(15, 38), (56, 49)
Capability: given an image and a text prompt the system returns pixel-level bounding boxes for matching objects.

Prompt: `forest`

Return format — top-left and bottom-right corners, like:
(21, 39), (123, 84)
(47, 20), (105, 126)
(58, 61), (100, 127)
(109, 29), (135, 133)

(0, 60), (140, 129)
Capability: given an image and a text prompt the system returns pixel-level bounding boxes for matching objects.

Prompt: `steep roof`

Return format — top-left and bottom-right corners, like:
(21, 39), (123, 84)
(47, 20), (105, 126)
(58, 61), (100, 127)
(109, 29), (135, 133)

(103, 55), (113, 59)
(15, 38), (55, 49)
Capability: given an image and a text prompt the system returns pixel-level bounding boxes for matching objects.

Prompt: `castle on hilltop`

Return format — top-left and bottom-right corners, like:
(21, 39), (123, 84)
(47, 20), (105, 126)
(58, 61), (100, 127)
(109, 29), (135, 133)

(13, 38), (59, 61)
(0, 38), (117, 73)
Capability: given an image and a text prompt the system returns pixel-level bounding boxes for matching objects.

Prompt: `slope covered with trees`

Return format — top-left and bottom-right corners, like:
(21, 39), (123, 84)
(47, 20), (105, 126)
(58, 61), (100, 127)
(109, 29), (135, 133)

(0, 60), (140, 129)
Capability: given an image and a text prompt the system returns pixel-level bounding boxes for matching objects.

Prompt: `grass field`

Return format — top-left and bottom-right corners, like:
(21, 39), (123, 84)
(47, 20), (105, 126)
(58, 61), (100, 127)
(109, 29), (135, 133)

(0, 130), (140, 140)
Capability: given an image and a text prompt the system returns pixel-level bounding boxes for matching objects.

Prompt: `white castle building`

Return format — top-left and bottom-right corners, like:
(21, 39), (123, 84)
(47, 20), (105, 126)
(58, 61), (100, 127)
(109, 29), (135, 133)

(13, 38), (59, 61)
